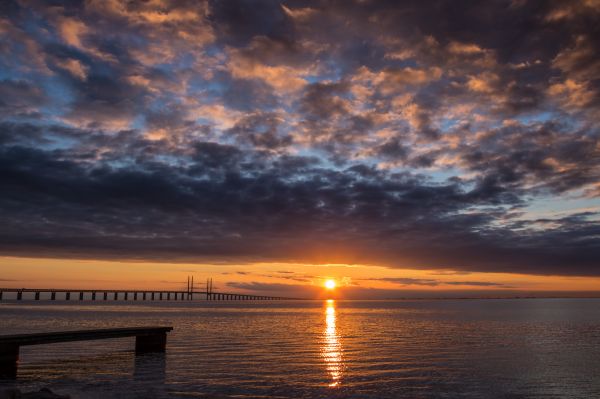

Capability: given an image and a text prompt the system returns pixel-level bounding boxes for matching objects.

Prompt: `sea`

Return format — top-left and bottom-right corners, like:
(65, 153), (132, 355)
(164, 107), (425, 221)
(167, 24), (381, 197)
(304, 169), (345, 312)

(1, 298), (600, 398)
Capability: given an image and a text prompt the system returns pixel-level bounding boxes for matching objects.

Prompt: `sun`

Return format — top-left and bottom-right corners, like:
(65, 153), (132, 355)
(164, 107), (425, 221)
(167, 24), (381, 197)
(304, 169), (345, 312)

(325, 279), (336, 290)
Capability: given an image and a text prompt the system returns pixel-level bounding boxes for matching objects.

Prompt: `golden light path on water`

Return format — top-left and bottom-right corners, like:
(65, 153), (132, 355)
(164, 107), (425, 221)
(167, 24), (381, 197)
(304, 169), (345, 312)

(322, 299), (343, 387)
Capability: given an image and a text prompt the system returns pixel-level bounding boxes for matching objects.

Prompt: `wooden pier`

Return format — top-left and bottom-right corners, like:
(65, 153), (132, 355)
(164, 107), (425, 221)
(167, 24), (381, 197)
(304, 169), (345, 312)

(0, 277), (299, 302)
(0, 326), (173, 379)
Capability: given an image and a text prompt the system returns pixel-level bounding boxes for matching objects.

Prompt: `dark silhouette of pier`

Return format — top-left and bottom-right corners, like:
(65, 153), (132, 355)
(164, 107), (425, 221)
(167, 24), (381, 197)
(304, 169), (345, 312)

(0, 276), (299, 302)
(0, 326), (173, 379)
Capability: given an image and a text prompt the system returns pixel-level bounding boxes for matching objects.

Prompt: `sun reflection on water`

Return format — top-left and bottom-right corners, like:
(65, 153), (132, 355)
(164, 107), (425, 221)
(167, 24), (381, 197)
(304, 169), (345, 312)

(322, 299), (343, 387)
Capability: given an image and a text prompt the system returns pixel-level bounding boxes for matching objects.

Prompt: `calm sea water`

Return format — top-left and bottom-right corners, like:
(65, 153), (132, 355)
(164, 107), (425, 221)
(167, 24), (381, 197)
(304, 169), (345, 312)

(1, 299), (600, 398)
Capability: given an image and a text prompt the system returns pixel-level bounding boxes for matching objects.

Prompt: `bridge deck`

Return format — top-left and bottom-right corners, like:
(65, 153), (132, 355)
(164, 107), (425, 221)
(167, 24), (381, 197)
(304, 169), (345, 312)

(0, 288), (298, 301)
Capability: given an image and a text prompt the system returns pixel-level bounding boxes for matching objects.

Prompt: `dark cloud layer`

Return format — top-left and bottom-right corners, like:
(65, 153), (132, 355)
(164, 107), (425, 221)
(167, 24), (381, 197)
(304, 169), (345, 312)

(0, 0), (599, 276)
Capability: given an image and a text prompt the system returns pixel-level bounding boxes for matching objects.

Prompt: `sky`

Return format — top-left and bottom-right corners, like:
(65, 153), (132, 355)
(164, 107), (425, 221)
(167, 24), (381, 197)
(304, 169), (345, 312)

(0, 0), (599, 298)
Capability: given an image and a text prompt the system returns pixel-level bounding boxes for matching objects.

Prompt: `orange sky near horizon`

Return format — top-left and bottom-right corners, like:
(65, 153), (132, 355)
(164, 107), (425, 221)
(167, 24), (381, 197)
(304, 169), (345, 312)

(2, 256), (599, 298)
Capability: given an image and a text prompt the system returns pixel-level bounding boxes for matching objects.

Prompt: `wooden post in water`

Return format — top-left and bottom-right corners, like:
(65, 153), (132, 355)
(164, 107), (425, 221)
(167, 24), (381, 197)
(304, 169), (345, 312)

(35, 292), (40, 300)
(51, 292), (56, 300)
(66, 292), (70, 300)
(114, 292), (118, 300)
(124, 292), (128, 300)
(17, 291), (22, 300)
(92, 292), (96, 300)
(79, 292), (84, 300)
(0, 342), (19, 379)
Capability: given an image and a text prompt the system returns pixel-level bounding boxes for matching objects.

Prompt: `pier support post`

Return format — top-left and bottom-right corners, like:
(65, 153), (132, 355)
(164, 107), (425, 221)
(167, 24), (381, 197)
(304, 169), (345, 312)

(159, 292), (163, 300)
(0, 292), (2, 300)
(124, 292), (128, 300)
(79, 292), (84, 300)
(51, 292), (56, 300)
(134, 292), (138, 301)
(0, 344), (19, 379)
(143, 292), (147, 300)
(66, 292), (70, 300)
(35, 292), (40, 300)
(103, 292), (108, 300)
(167, 292), (170, 300)
(92, 292), (96, 300)
(17, 291), (22, 300)
(114, 292), (118, 300)
(135, 333), (167, 354)
(151, 292), (155, 300)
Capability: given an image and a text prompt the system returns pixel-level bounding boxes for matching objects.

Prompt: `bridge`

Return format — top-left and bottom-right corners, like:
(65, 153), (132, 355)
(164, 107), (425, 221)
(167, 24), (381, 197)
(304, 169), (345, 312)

(0, 277), (300, 302)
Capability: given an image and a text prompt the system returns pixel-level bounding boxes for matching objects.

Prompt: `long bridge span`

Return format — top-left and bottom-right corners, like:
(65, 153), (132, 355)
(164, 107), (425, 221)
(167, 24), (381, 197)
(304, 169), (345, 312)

(0, 277), (300, 302)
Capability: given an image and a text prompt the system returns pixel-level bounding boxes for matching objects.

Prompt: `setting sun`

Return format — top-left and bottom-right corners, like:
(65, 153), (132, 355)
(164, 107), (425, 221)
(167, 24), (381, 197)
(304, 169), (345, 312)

(325, 279), (336, 290)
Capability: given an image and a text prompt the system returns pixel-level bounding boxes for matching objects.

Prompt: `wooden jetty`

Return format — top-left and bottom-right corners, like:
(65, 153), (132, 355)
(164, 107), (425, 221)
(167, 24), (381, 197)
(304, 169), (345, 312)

(0, 277), (300, 302)
(0, 326), (173, 379)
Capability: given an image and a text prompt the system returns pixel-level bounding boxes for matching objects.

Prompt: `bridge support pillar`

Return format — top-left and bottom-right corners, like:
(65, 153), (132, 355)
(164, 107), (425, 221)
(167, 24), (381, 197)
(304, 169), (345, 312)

(66, 292), (70, 300)
(79, 292), (84, 300)
(92, 292), (96, 300)
(35, 292), (40, 300)
(17, 292), (22, 300)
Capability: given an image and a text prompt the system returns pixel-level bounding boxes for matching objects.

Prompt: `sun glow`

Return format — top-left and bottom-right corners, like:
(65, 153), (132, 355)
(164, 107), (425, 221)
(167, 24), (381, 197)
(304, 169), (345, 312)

(325, 279), (336, 290)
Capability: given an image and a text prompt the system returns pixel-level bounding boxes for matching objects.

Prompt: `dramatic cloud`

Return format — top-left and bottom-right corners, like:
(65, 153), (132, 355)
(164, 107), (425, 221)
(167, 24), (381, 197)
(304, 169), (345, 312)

(0, 0), (598, 276)
(365, 278), (509, 288)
